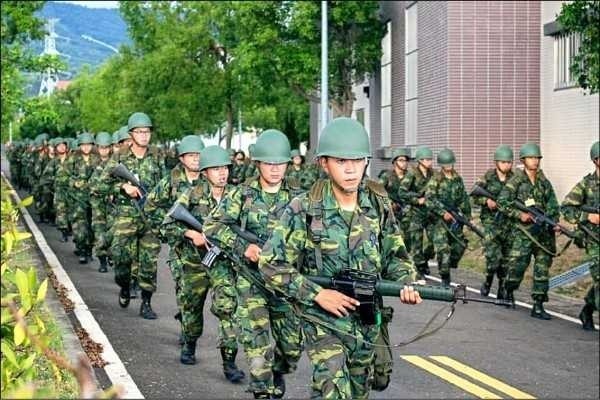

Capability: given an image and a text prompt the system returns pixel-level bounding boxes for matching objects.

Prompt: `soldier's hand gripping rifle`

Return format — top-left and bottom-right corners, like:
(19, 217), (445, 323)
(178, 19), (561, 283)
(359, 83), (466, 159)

(440, 202), (485, 239)
(110, 163), (148, 209)
(579, 204), (599, 243)
(307, 269), (511, 325)
(471, 184), (577, 239)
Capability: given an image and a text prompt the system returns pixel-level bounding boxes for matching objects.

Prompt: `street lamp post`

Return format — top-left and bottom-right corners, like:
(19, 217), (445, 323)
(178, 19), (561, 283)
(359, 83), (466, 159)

(320, 0), (328, 136)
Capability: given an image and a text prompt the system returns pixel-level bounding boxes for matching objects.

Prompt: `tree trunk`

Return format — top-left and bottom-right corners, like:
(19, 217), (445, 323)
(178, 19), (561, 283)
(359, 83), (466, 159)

(225, 100), (234, 149)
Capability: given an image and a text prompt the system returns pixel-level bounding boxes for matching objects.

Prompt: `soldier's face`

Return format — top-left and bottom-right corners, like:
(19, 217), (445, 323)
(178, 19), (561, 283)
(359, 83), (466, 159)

(292, 156), (303, 166)
(204, 165), (229, 187)
(522, 157), (540, 171)
(130, 128), (151, 147)
(258, 162), (287, 185)
(56, 143), (67, 154)
(441, 165), (454, 173)
(495, 160), (512, 174)
(113, 144), (120, 152)
(80, 144), (93, 155)
(419, 159), (433, 169)
(394, 157), (409, 171)
(98, 145), (111, 158)
(321, 157), (366, 193)
(180, 152), (200, 172)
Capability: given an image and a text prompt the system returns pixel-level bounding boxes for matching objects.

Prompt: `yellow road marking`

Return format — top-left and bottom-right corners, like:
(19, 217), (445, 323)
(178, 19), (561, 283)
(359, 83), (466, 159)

(430, 356), (536, 399)
(401, 355), (502, 399)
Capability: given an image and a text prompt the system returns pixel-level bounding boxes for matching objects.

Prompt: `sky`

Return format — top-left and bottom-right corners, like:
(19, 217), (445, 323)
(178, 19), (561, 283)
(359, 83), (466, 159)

(54, 1), (119, 8)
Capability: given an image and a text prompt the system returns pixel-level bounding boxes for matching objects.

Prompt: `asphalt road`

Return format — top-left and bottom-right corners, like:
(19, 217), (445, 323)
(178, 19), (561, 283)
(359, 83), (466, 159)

(2, 151), (598, 399)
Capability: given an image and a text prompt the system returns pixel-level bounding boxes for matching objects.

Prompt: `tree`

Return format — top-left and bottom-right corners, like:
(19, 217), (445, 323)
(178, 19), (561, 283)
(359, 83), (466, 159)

(557, 0), (600, 94)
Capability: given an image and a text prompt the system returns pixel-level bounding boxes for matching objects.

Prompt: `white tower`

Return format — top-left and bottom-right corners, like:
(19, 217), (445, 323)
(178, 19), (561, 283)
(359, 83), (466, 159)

(38, 18), (60, 97)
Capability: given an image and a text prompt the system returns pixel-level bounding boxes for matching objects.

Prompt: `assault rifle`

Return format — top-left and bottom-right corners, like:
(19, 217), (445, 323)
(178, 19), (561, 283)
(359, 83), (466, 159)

(440, 202), (485, 239)
(578, 205), (599, 243)
(110, 163), (148, 208)
(307, 269), (510, 325)
(471, 184), (577, 239)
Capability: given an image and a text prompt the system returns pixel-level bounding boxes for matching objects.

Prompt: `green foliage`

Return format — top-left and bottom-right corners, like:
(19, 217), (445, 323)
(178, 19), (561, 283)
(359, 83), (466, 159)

(557, 0), (600, 94)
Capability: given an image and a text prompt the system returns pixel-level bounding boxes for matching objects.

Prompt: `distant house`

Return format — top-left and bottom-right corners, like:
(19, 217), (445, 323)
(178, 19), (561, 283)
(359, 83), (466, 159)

(55, 80), (72, 91)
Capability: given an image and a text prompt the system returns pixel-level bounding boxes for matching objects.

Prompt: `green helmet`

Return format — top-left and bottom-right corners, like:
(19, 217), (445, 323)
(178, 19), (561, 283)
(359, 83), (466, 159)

(519, 142), (542, 159)
(55, 137), (68, 146)
(437, 148), (456, 166)
(118, 125), (130, 142)
(200, 145), (232, 171)
(253, 129), (291, 163)
(391, 147), (411, 162)
(316, 118), (370, 159)
(95, 132), (112, 147)
(590, 141), (599, 160)
(493, 145), (513, 161)
(112, 131), (120, 145)
(177, 135), (205, 155)
(415, 146), (433, 160)
(290, 149), (301, 158)
(128, 112), (153, 131)
(70, 138), (78, 148)
(78, 132), (95, 145)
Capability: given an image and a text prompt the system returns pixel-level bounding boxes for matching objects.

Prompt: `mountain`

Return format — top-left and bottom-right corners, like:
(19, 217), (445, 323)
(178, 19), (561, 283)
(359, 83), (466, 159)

(31, 1), (130, 80)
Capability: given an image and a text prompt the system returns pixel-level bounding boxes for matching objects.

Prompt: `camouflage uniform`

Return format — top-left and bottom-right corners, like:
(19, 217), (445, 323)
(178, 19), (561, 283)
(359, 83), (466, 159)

(33, 151), (51, 221)
(242, 161), (258, 183)
(561, 171), (599, 311)
(99, 146), (165, 299)
(497, 169), (559, 303)
(259, 179), (416, 399)
(89, 158), (113, 263)
(69, 151), (99, 259)
(471, 169), (514, 292)
(379, 169), (412, 249)
(230, 162), (247, 185)
(398, 166), (435, 276)
(203, 177), (304, 397)
(161, 179), (240, 359)
(45, 155), (72, 235)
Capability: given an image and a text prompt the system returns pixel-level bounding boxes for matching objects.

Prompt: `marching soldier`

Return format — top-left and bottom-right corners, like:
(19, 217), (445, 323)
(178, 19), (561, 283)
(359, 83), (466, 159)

(497, 143), (561, 319)
(259, 117), (420, 399)
(471, 145), (514, 298)
(379, 148), (412, 247)
(561, 141), (599, 330)
(203, 131), (303, 399)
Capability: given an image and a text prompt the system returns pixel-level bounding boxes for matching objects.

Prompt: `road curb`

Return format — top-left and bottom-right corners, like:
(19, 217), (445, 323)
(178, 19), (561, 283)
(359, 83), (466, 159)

(4, 173), (145, 399)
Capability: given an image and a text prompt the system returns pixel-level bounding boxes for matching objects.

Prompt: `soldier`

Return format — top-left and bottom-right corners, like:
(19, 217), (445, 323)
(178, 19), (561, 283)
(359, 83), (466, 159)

(258, 118), (421, 399)
(471, 145), (514, 298)
(144, 135), (205, 326)
(162, 145), (245, 384)
(43, 137), (72, 242)
(229, 150), (245, 185)
(497, 143), (561, 319)
(243, 144), (258, 183)
(203, 131), (303, 399)
(285, 149), (305, 183)
(99, 112), (165, 316)
(89, 132), (113, 272)
(69, 132), (99, 264)
(398, 146), (435, 283)
(379, 148), (412, 247)
(561, 141), (599, 330)
(33, 134), (51, 223)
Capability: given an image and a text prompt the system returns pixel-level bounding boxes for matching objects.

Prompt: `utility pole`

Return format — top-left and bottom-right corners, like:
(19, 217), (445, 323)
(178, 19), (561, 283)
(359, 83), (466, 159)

(238, 109), (242, 151)
(320, 1), (328, 137)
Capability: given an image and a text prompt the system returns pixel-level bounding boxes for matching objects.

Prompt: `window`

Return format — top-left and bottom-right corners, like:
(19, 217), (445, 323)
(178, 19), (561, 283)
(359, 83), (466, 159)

(554, 32), (581, 89)
(380, 21), (392, 147)
(404, 3), (418, 145)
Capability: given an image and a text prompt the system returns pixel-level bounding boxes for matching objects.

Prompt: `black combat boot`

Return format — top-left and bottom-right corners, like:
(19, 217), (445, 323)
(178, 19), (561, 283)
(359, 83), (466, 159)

(496, 279), (506, 301)
(440, 274), (451, 287)
(180, 338), (197, 365)
(130, 279), (139, 299)
(531, 301), (552, 320)
(118, 287), (130, 308)
(579, 303), (596, 331)
(174, 312), (184, 345)
(480, 274), (493, 296)
(78, 252), (88, 264)
(253, 392), (271, 399)
(221, 348), (245, 383)
(139, 290), (157, 320)
(59, 230), (69, 243)
(98, 256), (108, 273)
(272, 371), (286, 399)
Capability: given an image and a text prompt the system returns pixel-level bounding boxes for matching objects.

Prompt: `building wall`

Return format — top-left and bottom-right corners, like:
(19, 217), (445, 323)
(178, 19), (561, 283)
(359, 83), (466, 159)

(540, 1), (599, 201)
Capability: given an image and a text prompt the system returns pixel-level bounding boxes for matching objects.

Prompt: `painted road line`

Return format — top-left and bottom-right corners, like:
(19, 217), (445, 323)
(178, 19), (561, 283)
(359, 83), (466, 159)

(401, 355), (502, 399)
(430, 356), (536, 399)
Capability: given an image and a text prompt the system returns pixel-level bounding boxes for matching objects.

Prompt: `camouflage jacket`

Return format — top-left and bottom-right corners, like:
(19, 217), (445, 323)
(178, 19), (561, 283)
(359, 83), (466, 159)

(89, 157), (113, 206)
(258, 178), (416, 319)
(33, 152), (49, 181)
(45, 155), (71, 191)
(68, 152), (100, 202)
(398, 165), (434, 219)
(471, 168), (513, 226)
(229, 162), (247, 185)
(561, 171), (599, 233)
(98, 146), (166, 210)
(144, 163), (198, 236)
(425, 169), (471, 219)
(379, 168), (410, 207)
(497, 168), (559, 233)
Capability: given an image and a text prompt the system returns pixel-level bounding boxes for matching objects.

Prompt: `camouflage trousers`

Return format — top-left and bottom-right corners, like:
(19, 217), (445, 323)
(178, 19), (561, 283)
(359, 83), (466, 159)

(53, 188), (71, 231)
(407, 211), (435, 275)
(34, 187), (54, 221)
(302, 315), (379, 399)
(110, 205), (160, 290)
(482, 225), (511, 279)
(505, 228), (555, 302)
(584, 239), (599, 311)
(179, 260), (238, 354)
(72, 199), (94, 255)
(91, 200), (110, 258)
(167, 252), (184, 305)
(430, 221), (467, 279)
(236, 273), (303, 396)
